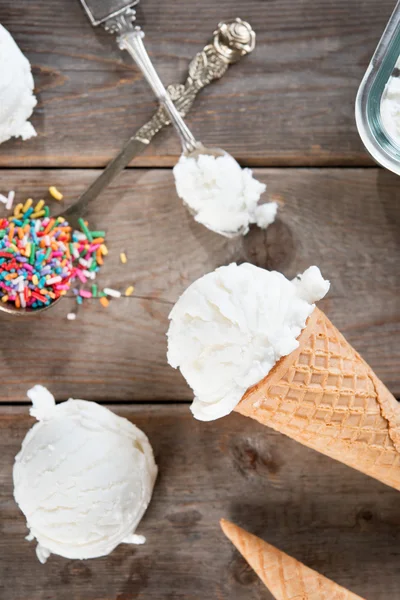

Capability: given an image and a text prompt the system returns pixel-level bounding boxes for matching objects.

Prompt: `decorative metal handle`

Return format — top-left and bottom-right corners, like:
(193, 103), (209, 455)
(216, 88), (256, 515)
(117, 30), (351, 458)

(118, 27), (198, 153)
(103, 13), (256, 145)
(133, 19), (255, 145)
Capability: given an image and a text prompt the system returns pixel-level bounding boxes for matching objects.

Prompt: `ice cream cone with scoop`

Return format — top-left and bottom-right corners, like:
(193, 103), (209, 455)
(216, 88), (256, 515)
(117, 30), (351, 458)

(167, 262), (400, 491)
(220, 519), (365, 599)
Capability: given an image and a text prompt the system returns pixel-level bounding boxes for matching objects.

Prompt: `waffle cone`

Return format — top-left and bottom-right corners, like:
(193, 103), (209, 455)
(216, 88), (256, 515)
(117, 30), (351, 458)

(220, 519), (365, 599)
(235, 308), (400, 490)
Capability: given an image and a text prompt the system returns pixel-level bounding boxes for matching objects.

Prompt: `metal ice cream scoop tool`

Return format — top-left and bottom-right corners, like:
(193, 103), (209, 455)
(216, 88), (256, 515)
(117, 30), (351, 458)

(79, 1), (255, 157)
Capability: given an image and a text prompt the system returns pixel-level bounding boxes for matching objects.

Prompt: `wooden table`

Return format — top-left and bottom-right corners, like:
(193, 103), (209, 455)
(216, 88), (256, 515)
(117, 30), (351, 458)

(0, 1), (399, 598)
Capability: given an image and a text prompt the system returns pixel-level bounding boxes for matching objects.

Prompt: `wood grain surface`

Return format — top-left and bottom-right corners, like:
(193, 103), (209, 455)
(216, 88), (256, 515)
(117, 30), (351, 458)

(0, 167), (398, 402)
(1, 404), (400, 600)
(0, 0), (396, 167)
(1, 3), (399, 597)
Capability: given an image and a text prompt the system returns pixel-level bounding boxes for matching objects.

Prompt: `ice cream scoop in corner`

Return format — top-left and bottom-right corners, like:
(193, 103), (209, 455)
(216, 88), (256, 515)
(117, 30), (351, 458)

(13, 386), (157, 563)
(0, 25), (37, 145)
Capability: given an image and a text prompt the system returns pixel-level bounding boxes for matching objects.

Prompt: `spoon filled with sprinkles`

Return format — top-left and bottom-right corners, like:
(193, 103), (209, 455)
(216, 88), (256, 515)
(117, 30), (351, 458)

(0, 191), (107, 317)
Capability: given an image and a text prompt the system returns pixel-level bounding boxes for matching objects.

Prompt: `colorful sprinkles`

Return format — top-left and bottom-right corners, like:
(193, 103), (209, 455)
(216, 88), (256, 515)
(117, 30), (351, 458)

(0, 200), (74, 310)
(0, 189), (136, 317)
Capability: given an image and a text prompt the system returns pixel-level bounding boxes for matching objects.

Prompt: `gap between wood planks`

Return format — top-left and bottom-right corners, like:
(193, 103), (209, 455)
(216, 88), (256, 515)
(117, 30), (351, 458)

(0, 164), (382, 171)
(0, 400), (193, 406)
(3, 397), (400, 405)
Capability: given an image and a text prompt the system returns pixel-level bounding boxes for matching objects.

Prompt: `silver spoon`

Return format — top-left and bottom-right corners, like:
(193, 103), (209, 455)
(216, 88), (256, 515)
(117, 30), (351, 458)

(114, 20), (259, 236)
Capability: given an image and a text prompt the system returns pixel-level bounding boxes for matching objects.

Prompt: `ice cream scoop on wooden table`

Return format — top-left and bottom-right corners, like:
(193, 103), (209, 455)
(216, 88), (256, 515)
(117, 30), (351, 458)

(13, 386), (157, 563)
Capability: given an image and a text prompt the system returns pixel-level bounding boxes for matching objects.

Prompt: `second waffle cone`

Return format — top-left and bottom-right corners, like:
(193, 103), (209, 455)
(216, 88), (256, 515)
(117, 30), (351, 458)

(220, 519), (365, 599)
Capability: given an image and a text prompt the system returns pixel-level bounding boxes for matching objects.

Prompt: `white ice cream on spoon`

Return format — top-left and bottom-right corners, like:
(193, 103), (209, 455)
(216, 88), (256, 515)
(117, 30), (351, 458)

(0, 24), (37, 145)
(13, 386), (157, 563)
(173, 153), (278, 238)
(167, 263), (330, 421)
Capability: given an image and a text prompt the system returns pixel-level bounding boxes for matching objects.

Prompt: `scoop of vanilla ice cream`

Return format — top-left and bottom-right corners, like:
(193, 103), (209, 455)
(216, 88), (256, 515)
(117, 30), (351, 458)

(167, 263), (330, 421)
(0, 24), (37, 145)
(13, 386), (157, 563)
(173, 153), (277, 237)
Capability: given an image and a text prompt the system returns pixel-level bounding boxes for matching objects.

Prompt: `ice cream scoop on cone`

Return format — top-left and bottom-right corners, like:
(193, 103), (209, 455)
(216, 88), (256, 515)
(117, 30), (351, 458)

(220, 519), (365, 599)
(167, 263), (400, 491)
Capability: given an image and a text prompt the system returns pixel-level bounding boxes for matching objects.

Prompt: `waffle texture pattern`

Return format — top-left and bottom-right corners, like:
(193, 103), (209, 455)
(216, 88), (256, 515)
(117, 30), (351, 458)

(236, 308), (400, 490)
(220, 519), (365, 600)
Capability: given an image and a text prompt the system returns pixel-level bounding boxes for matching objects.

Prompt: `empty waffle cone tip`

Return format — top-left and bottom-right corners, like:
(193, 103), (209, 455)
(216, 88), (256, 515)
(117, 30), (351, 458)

(235, 307), (400, 491)
(220, 519), (365, 600)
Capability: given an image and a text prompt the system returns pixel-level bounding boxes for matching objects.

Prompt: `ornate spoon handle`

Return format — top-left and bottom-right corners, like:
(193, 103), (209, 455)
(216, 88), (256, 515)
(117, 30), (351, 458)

(103, 16), (256, 144)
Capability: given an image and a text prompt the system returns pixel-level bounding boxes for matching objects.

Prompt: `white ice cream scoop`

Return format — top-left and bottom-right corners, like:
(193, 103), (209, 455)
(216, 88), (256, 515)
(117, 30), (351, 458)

(173, 153), (277, 238)
(0, 24), (37, 145)
(167, 263), (330, 421)
(13, 386), (157, 563)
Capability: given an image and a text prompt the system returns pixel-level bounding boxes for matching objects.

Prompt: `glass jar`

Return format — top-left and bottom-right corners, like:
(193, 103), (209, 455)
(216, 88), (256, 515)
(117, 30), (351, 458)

(356, 2), (400, 174)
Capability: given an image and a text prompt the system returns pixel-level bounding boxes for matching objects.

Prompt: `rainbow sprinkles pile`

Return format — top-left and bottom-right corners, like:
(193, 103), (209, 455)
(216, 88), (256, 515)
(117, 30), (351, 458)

(0, 196), (107, 310)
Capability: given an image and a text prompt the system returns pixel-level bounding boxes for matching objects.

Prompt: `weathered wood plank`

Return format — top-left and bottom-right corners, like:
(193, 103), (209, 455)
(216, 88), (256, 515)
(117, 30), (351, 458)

(1, 404), (400, 599)
(0, 167), (398, 401)
(0, 0), (394, 167)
